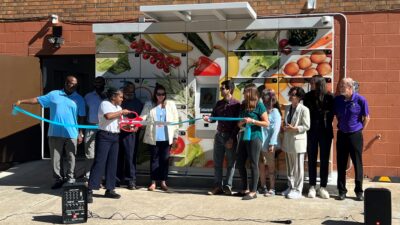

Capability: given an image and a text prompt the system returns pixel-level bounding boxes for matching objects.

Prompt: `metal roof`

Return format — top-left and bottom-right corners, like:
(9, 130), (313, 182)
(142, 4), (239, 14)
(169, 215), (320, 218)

(140, 2), (257, 22)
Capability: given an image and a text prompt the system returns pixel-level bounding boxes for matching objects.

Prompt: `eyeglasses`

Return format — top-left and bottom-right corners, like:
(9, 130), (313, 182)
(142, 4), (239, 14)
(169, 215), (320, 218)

(220, 87), (227, 91)
(156, 92), (166, 96)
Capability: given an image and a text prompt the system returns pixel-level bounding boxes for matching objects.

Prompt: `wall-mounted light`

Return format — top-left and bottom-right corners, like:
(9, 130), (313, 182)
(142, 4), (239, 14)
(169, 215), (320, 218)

(50, 14), (59, 24)
(47, 25), (64, 48)
(307, 0), (317, 10)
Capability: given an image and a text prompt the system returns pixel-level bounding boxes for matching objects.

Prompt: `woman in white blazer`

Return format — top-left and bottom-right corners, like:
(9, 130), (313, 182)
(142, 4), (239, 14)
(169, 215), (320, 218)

(282, 86), (310, 199)
(140, 84), (179, 191)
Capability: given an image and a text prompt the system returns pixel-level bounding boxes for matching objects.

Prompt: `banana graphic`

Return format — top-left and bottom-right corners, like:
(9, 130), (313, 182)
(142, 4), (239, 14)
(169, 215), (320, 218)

(150, 34), (193, 52)
(213, 45), (239, 78)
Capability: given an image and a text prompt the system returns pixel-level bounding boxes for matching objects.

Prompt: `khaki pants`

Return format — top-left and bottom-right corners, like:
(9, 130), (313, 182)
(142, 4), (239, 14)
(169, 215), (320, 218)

(48, 137), (77, 181)
(285, 152), (305, 192)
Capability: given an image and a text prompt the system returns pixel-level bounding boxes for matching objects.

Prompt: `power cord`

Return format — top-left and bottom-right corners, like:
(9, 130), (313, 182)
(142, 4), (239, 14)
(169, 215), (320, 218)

(87, 211), (369, 224)
(1, 211), (398, 223)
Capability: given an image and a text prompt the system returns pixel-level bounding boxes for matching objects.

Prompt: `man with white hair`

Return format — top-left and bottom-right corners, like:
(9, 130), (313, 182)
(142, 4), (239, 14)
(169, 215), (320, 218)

(334, 77), (370, 201)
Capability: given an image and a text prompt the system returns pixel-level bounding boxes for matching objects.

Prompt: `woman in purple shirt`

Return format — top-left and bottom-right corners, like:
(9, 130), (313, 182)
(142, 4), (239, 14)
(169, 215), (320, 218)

(334, 77), (370, 201)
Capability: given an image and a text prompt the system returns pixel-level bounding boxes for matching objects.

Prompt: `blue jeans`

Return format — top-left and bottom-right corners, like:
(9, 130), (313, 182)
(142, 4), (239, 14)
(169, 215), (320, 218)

(213, 132), (237, 188)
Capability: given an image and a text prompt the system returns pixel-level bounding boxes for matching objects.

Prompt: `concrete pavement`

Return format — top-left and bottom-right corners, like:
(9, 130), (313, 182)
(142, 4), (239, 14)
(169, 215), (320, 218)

(0, 160), (399, 225)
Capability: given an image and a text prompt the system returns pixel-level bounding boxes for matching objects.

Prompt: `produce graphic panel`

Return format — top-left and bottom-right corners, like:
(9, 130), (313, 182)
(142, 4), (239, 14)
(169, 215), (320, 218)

(234, 51), (280, 78)
(95, 22), (335, 170)
(228, 31), (280, 79)
(264, 75), (291, 105)
(96, 34), (135, 53)
(279, 29), (333, 51)
(140, 34), (189, 78)
(230, 78), (266, 102)
(280, 50), (333, 78)
(228, 31), (279, 51)
(186, 32), (226, 78)
(96, 53), (139, 78)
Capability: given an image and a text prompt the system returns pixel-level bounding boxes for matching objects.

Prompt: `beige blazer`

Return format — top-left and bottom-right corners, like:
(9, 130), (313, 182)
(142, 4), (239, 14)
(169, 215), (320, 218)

(282, 103), (310, 153)
(140, 100), (179, 145)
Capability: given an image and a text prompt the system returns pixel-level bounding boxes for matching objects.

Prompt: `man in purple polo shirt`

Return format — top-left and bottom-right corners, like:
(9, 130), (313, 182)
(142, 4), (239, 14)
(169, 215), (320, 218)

(334, 77), (370, 201)
(204, 80), (241, 195)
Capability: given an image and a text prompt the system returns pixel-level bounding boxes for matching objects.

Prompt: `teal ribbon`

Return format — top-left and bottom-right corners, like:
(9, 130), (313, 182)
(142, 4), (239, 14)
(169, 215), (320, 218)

(210, 117), (252, 140)
(12, 106), (99, 129)
(12, 106), (252, 137)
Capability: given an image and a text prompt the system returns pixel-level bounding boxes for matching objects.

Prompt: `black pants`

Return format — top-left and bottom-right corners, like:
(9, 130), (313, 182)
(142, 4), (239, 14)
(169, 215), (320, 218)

(237, 139), (262, 192)
(150, 141), (170, 181)
(336, 130), (364, 194)
(116, 131), (137, 185)
(307, 129), (332, 187)
(88, 130), (119, 191)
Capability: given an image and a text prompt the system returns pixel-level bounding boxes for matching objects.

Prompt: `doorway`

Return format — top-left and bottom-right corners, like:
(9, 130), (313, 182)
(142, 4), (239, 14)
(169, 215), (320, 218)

(40, 55), (95, 159)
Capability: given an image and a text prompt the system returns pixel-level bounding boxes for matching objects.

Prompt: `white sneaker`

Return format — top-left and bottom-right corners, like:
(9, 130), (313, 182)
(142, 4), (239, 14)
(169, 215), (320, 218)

(281, 187), (291, 196)
(308, 186), (316, 198)
(318, 187), (330, 199)
(287, 190), (303, 199)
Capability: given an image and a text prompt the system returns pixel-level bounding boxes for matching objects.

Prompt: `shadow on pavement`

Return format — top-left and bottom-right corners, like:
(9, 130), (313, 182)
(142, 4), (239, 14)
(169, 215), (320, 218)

(0, 159), (90, 197)
(322, 220), (363, 225)
(32, 215), (62, 224)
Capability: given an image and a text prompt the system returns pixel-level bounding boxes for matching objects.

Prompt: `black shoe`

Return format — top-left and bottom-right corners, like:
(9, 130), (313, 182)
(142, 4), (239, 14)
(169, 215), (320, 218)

(355, 192), (364, 201)
(105, 190), (121, 199)
(257, 186), (267, 195)
(242, 193), (257, 200)
(223, 185), (233, 195)
(233, 192), (246, 197)
(127, 182), (136, 190)
(336, 193), (346, 200)
(87, 190), (93, 204)
(51, 180), (64, 189)
(207, 187), (223, 195)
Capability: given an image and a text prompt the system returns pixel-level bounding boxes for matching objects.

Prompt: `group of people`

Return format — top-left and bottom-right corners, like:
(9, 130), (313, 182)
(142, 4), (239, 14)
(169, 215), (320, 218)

(15, 75), (180, 203)
(14, 74), (369, 203)
(206, 76), (369, 201)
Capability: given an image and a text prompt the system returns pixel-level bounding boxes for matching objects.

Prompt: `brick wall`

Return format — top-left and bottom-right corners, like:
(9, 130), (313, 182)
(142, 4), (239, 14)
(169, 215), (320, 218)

(0, 21), (94, 55)
(0, 1), (399, 178)
(345, 13), (400, 178)
(1, 0), (400, 21)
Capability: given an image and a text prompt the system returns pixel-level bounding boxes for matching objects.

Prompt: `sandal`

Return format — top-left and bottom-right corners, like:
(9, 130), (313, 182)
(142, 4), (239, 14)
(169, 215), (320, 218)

(264, 189), (276, 197)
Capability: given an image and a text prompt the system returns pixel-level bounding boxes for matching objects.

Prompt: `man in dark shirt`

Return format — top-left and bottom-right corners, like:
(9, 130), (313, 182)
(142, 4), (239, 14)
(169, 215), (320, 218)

(116, 82), (144, 190)
(334, 77), (370, 201)
(204, 80), (241, 195)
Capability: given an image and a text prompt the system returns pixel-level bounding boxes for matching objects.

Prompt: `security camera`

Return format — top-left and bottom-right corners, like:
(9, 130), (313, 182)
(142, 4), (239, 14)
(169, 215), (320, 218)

(321, 16), (332, 25)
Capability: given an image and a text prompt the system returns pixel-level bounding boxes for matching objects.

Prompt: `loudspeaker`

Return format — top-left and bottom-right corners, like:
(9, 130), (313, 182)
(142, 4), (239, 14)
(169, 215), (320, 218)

(62, 183), (88, 224)
(364, 187), (391, 225)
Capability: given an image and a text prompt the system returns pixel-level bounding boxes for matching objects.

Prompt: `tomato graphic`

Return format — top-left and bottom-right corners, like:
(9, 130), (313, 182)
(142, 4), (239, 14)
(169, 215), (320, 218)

(170, 137), (185, 155)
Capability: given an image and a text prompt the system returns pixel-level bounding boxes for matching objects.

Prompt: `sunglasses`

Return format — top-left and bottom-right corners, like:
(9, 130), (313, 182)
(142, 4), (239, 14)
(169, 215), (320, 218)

(156, 92), (166, 96)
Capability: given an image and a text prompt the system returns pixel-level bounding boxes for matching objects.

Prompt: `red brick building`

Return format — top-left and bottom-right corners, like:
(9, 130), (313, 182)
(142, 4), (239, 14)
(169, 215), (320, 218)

(1, 0), (399, 178)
